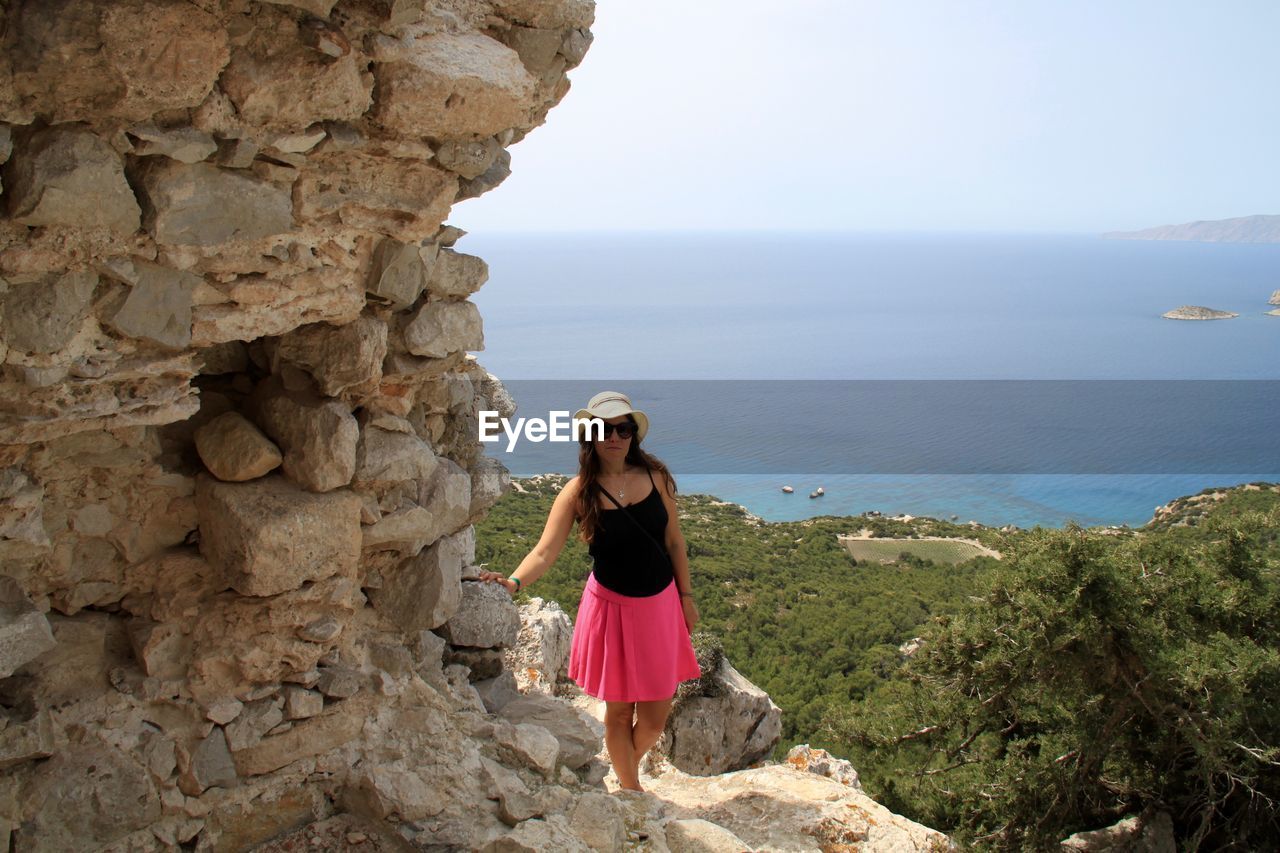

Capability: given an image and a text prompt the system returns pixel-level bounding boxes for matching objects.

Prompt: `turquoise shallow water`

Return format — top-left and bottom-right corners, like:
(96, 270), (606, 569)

(467, 232), (1280, 526)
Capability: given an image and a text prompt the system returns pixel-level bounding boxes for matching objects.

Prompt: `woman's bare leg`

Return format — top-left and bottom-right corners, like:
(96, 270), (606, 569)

(603, 701), (641, 790)
(630, 698), (674, 782)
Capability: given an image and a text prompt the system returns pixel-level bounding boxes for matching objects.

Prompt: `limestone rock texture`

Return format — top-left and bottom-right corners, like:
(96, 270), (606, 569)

(0, 1), (949, 850)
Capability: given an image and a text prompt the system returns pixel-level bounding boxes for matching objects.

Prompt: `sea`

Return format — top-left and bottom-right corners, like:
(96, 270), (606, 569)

(464, 231), (1280, 529)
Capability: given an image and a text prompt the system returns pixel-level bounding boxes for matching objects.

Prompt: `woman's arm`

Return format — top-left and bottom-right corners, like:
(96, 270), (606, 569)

(479, 477), (580, 594)
(657, 471), (699, 631)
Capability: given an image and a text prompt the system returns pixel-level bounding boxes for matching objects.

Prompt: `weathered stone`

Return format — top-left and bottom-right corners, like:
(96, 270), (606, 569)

(501, 26), (565, 74)
(506, 597), (572, 694)
(253, 384), (359, 492)
(561, 28), (594, 67)
(4, 127), (141, 233)
(0, 709), (55, 770)
(663, 658), (781, 775)
(498, 695), (603, 769)
(192, 266), (366, 347)
(0, 271), (97, 355)
(785, 743), (861, 790)
(456, 148), (513, 201)
(14, 741), (162, 850)
(354, 417), (439, 492)
(215, 138), (259, 169)
(283, 686), (324, 720)
(126, 619), (190, 680)
(368, 528), (469, 633)
(231, 696), (368, 777)
(177, 727), (238, 795)
(366, 238), (434, 310)
(221, 34), (371, 131)
(664, 818), (754, 853)
(316, 666), (361, 699)
(295, 153), (456, 242)
(1061, 811), (1175, 853)
(101, 260), (201, 349)
(260, 0), (339, 15)
(403, 300), (484, 358)
(195, 475), (362, 597)
(274, 316), (388, 397)
(428, 249), (490, 298)
(225, 696), (284, 751)
(568, 793), (627, 852)
(443, 645), (504, 680)
(352, 765), (448, 822)
(194, 411), (283, 482)
(126, 124), (217, 163)
(482, 815), (590, 853)
(297, 616), (342, 643)
(645, 763), (950, 852)
(475, 670), (521, 715)
(440, 581), (520, 649)
(205, 697), (243, 726)
(134, 160), (293, 246)
(0, 576), (56, 678)
(361, 506), (439, 557)
(470, 454), (513, 521)
(494, 719), (559, 777)
(195, 341), (250, 375)
(374, 33), (535, 139)
(481, 755), (542, 826)
(491, 0), (596, 29)
(435, 138), (502, 180)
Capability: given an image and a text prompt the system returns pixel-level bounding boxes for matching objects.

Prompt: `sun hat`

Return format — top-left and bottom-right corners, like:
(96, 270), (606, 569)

(573, 391), (649, 441)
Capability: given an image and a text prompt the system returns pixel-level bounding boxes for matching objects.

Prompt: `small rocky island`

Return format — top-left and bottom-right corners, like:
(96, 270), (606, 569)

(1162, 305), (1239, 320)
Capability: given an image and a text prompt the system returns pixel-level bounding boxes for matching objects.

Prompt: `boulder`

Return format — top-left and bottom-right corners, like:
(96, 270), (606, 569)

(428, 249), (490, 298)
(435, 138), (502, 180)
(0, 709), (56, 770)
(481, 755), (542, 826)
(481, 815), (590, 853)
(498, 694), (603, 769)
(505, 597), (572, 694)
(133, 160), (293, 246)
(353, 415), (439, 495)
(368, 529), (470, 633)
(1061, 811), (1176, 852)
(361, 506), (437, 557)
(418, 457), (472, 535)
(253, 385), (359, 493)
(494, 719), (559, 777)
(440, 581), (520, 648)
(101, 260), (201, 350)
(194, 411), (283, 482)
(283, 686), (324, 719)
(374, 33), (535, 138)
(4, 127), (141, 233)
(195, 475), (361, 597)
(352, 765), (449, 822)
(500, 26), (565, 75)
(0, 576), (56, 678)
(274, 315), (388, 397)
(0, 271), (98, 354)
(231, 696), (369, 777)
(457, 149), (513, 201)
(403, 300), (484, 358)
(662, 658), (781, 775)
(567, 792), (627, 851)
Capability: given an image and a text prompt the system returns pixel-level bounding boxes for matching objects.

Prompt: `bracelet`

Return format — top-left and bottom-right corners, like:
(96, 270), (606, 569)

(508, 576), (522, 591)
(679, 591), (694, 598)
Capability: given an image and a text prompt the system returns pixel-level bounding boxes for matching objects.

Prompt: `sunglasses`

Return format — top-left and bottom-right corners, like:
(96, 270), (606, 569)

(588, 421), (638, 440)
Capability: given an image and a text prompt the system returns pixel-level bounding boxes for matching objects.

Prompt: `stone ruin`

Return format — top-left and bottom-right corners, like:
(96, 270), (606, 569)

(0, 0), (614, 848)
(0, 2), (961, 850)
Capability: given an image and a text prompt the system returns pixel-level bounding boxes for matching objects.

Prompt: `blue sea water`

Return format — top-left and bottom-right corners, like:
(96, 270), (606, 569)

(465, 231), (1280, 527)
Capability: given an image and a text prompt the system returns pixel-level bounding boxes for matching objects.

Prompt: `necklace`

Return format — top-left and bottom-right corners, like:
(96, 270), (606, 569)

(602, 469), (627, 501)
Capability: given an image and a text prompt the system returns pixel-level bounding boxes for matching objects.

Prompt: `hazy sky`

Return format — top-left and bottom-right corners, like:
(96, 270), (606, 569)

(456, 0), (1280, 233)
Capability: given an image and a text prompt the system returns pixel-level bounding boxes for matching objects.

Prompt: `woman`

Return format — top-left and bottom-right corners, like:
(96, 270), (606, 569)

(479, 391), (701, 792)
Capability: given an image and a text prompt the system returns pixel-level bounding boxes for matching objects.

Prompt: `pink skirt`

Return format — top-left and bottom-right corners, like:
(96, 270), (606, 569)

(568, 574), (702, 702)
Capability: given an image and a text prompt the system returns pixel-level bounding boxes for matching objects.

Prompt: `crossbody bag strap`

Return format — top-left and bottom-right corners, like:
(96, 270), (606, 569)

(597, 483), (672, 566)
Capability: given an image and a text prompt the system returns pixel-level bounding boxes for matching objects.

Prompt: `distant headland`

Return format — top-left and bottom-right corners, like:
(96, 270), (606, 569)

(1104, 214), (1280, 243)
(1162, 305), (1239, 320)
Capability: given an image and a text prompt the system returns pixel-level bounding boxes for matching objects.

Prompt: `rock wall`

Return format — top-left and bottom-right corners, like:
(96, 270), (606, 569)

(0, 1), (605, 849)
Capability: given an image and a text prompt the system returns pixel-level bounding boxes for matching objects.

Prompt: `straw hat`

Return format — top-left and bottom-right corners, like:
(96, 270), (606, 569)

(573, 391), (649, 441)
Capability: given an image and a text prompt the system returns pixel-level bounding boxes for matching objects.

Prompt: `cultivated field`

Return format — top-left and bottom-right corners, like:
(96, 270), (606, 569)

(839, 535), (1000, 565)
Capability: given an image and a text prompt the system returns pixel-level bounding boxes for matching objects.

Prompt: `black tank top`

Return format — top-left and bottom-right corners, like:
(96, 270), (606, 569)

(587, 468), (673, 597)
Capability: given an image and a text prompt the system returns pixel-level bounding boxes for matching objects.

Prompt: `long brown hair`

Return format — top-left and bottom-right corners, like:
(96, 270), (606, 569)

(573, 416), (676, 545)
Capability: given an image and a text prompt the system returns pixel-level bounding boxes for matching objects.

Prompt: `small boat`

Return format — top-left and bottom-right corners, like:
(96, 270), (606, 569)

(782, 485), (794, 493)
(815, 486), (825, 495)
(809, 490), (823, 499)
